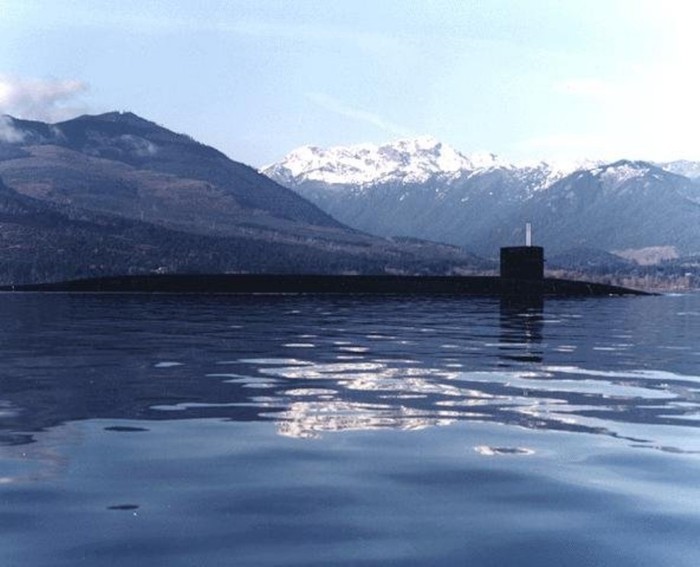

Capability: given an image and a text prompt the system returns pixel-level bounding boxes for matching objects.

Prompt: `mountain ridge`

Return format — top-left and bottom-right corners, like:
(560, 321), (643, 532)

(0, 113), (488, 284)
(263, 138), (700, 259)
(262, 137), (602, 191)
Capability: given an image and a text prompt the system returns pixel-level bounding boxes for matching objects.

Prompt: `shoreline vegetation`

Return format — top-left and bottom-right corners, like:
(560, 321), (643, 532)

(546, 270), (699, 293)
(0, 112), (697, 293)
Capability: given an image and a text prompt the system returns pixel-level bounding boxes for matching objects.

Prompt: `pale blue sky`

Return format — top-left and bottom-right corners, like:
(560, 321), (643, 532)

(1, 0), (698, 166)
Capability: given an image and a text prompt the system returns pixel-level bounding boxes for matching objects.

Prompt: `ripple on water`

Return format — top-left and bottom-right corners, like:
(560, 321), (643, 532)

(337, 346), (370, 353)
(474, 446), (535, 456)
(238, 358), (313, 366)
(154, 361), (183, 368)
(543, 366), (699, 382)
(1, 293), (700, 566)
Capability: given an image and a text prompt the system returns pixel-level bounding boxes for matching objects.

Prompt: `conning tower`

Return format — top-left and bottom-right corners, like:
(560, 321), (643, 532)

(500, 223), (544, 281)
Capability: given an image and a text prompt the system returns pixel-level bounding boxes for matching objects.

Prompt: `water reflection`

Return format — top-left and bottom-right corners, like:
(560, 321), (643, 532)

(2, 293), (700, 567)
(0, 294), (698, 450)
(499, 297), (544, 364)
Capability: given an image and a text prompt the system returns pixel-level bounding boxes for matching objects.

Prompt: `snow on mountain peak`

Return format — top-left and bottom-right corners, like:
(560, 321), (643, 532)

(590, 160), (654, 189)
(656, 160), (700, 180)
(467, 151), (501, 169)
(261, 137), (506, 187)
(261, 137), (632, 195)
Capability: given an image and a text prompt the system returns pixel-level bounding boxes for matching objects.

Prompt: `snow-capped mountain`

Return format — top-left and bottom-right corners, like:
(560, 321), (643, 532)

(262, 139), (700, 258)
(0, 115), (489, 284)
(262, 136), (485, 186)
(262, 136), (585, 191)
(657, 160), (700, 180)
(486, 160), (700, 255)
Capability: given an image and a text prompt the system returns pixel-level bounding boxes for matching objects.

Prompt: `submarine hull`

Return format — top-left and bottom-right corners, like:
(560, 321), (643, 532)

(0, 274), (650, 296)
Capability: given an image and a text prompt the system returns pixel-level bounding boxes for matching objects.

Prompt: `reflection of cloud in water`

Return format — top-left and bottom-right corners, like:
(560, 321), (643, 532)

(238, 358), (313, 366)
(0, 422), (82, 484)
(285, 388), (337, 396)
(544, 366), (700, 382)
(254, 361), (472, 437)
(270, 401), (456, 439)
(153, 361), (184, 368)
(261, 361), (385, 378)
(237, 356), (700, 442)
(0, 400), (18, 419)
(474, 446), (535, 456)
(2, 294), (699, 455)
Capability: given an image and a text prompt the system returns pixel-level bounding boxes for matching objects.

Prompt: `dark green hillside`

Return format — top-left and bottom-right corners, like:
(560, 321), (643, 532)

(0, 111), (488, 285)
(0, 113), (342, 235)
(0, 176), (485, 285)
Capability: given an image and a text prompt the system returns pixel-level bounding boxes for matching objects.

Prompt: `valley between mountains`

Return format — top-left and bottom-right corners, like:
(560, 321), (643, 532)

(263, 137), (700, 289)
(1, 112), (698, 288)
(0, 113), (483, 285)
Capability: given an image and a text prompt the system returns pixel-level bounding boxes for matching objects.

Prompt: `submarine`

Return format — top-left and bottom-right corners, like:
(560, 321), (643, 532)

(1, 226), (649, 297)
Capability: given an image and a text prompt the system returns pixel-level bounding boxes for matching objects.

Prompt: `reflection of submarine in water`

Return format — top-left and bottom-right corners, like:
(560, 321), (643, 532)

(3, 229), (650, 296)
(499, 296), (544, 364)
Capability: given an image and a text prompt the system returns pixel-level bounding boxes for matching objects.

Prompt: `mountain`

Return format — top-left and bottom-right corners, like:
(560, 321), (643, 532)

(261, 138), (579, 252)
(263, 139), (700, 258)
(263, 136), (504, 186)
(657, 160), (700, 180)
(1, 112), (340, 236)
(487, 161), (700, 255)
(546, 247), (636, 273)
(0, 114), (486, 284)
(262, 136), (583, 191)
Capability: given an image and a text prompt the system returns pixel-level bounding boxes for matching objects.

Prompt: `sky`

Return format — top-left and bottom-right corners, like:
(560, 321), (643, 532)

(1, 0), (700, 167)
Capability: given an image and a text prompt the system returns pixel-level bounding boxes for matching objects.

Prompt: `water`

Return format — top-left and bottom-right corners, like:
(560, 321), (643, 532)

(1, 292), (699, 566)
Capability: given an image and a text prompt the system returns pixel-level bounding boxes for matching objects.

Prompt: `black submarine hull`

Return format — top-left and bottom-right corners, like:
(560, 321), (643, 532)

(0, 274), (650, 296)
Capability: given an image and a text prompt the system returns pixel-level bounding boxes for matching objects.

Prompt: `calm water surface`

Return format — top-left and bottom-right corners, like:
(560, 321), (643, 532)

(0, 292), (699, 566)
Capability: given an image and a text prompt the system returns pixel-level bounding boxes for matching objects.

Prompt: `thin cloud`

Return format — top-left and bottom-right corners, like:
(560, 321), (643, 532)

(0, 116), (27, 143)
(219, 19), (404, 58)
(554, 78), (618, 100)
(520, 132), (618, 162)
(0, 75), (89, 122)
(544, 64), (700, 161)
(306, 92), (414, 138)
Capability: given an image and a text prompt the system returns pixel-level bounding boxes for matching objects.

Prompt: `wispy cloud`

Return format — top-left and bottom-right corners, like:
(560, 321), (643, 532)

(0, 116), (26, 143)
(520, 132), (619, 162)
(553, 78), (618, 100)
(219, 19), (404, 58)
(306, 92), (414, 138)
(539, 1), (700, 162)
(536, 63), (700, 160)
(524, 132), (609, 151)
(0, 75), (89, 122)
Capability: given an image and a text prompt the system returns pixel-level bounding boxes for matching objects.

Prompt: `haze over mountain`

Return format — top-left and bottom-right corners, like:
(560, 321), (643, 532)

(263, 138), (700, 259)
(3, 112), (698, 287)
(0, 113), (485, 284)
